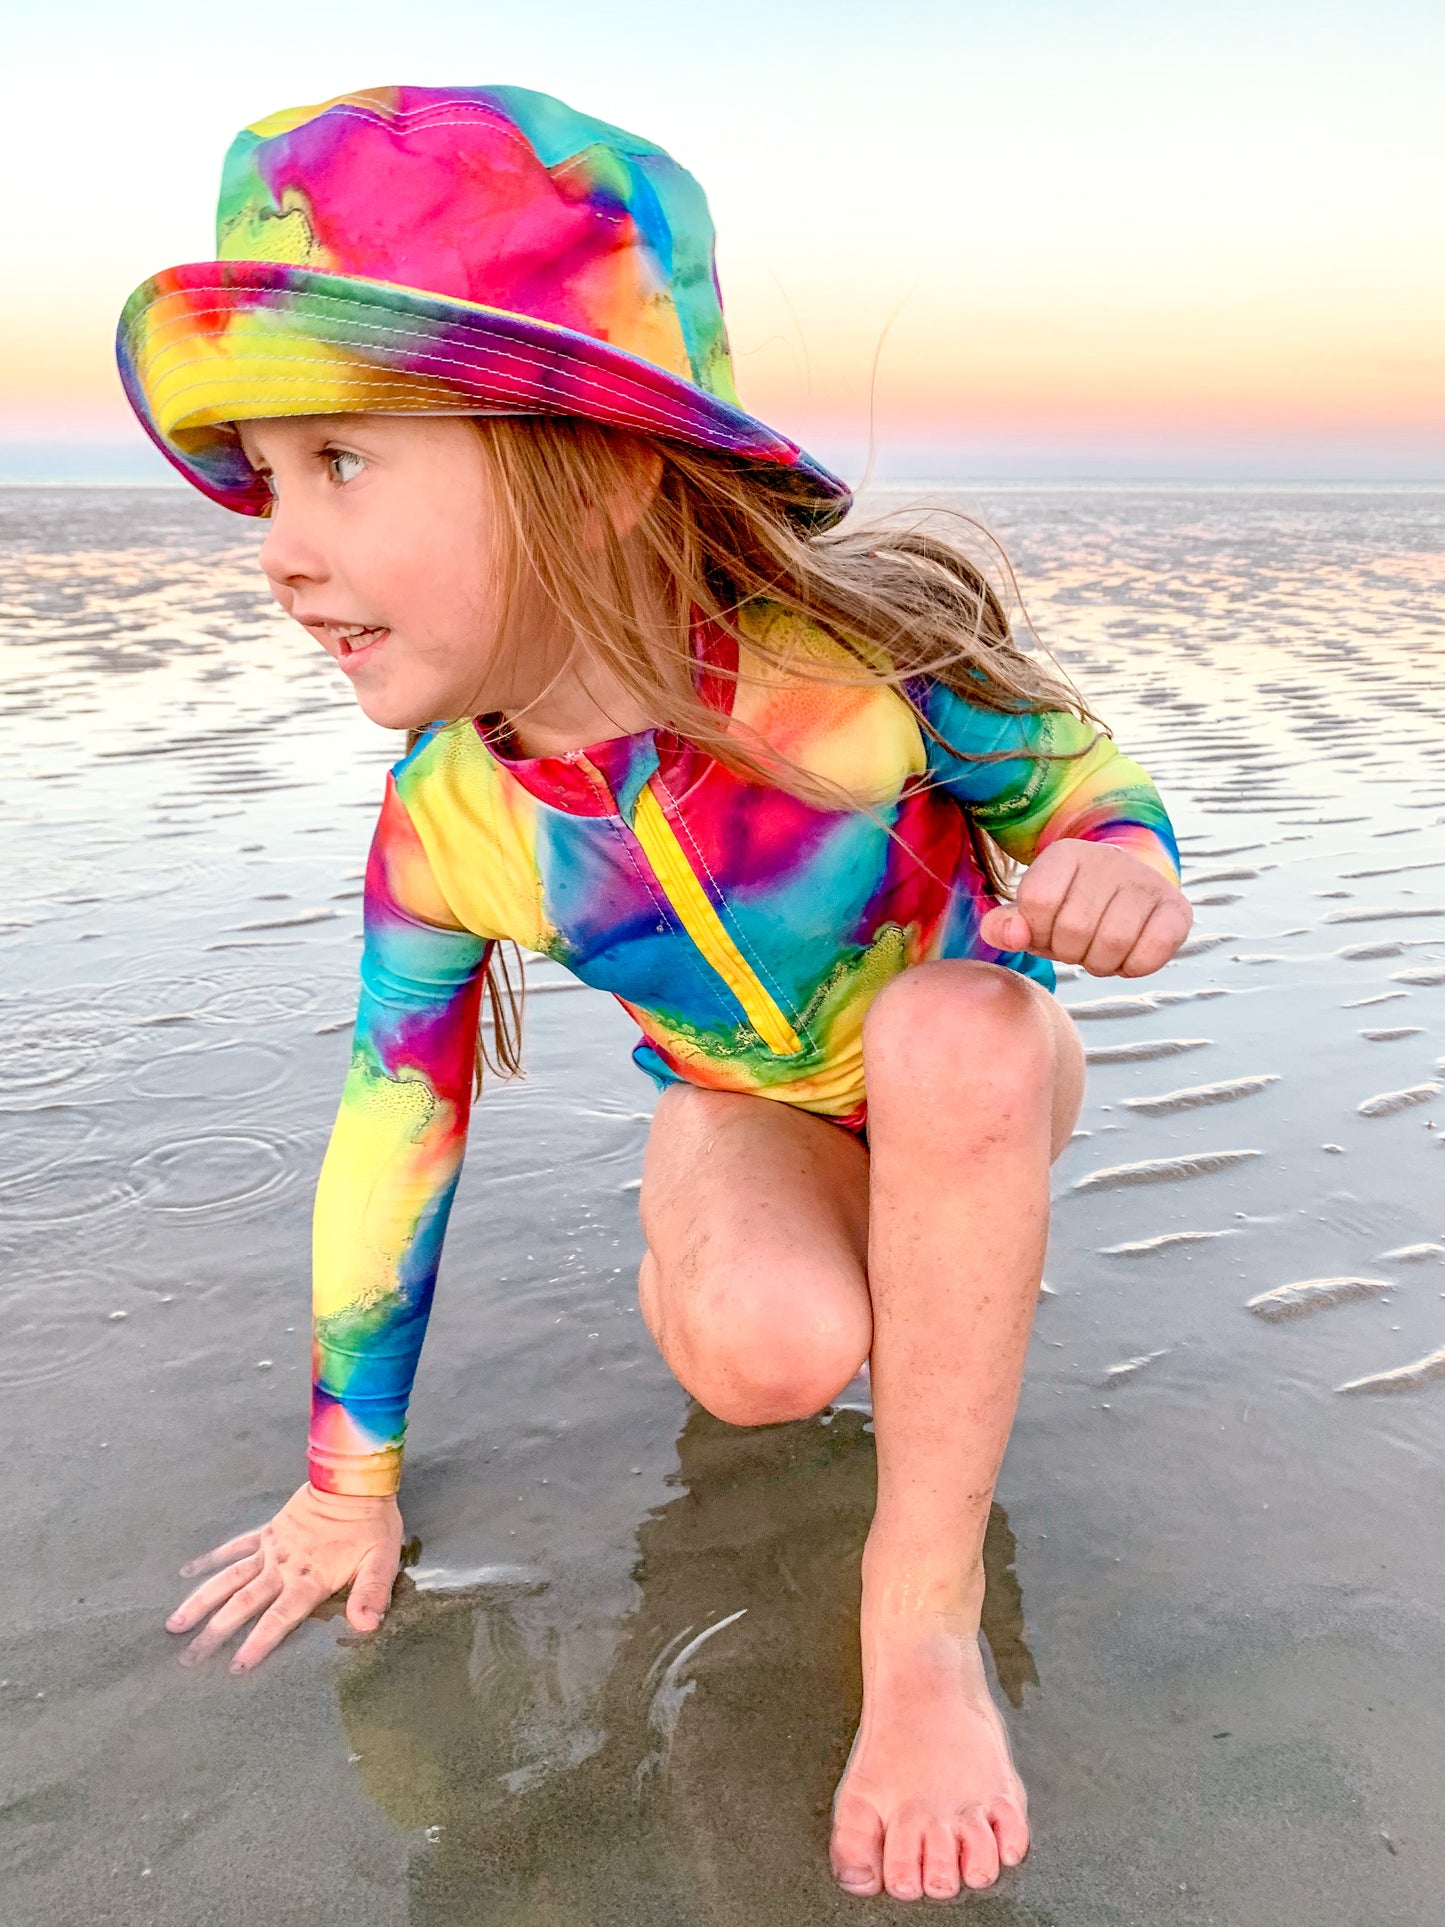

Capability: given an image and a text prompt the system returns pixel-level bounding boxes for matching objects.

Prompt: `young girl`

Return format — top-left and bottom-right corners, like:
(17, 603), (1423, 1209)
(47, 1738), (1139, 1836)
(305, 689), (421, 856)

(121, 86), (1189, 1902)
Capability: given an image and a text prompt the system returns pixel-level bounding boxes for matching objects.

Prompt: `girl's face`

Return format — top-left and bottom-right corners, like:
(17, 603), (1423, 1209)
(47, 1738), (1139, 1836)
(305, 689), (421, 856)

(238, 413), (531, 732)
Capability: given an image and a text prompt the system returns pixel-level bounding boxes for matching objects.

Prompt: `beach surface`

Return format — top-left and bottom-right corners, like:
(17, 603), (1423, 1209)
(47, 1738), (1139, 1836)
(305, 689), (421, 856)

(2, 482), (1443, 1925)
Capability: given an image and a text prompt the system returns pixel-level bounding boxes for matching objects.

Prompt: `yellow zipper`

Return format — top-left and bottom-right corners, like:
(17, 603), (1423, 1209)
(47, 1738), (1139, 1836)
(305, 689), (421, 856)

(631, 784), (804, 1056)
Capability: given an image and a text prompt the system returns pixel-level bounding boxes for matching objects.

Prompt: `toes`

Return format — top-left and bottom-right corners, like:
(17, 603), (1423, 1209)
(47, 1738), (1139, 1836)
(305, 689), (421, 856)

(881, 1807), (928, 1900)
(959, 1804), (1002, 1890)
(922, 1820), (962, 1900)
(830, 1798), (884, 1897)
(990, 1796), (1031, 1870)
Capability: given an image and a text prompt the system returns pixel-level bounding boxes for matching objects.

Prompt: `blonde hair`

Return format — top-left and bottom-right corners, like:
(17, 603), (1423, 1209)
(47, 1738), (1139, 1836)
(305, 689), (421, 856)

(406, 415), (1095, 1093)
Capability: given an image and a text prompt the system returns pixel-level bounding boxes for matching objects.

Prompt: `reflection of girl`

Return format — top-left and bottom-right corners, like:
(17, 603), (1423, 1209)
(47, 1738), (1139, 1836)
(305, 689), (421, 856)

(336, 1408), (1038, 1924)
(128, 87), (1189, 1901)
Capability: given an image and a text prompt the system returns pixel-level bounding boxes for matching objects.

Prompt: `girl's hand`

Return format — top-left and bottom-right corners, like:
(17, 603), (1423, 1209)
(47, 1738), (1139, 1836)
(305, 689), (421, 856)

(978, 841), (1193, 978)
(165, 1482), (403, 1673)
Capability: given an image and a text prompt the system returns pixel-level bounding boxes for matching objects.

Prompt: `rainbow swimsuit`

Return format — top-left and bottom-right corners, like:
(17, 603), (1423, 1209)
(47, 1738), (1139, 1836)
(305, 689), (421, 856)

(310, 605), (1179, 1494)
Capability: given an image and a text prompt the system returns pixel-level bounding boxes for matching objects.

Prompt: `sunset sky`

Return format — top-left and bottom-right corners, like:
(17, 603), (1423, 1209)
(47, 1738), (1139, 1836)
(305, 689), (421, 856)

(4, 0), (1441, 479)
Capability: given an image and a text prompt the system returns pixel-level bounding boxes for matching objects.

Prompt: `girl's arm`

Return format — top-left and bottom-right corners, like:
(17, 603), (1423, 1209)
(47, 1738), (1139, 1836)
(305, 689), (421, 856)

(915, 680), (1180, 884)
(916, 680), (1190, 976)
(309, 771), (493, 1497)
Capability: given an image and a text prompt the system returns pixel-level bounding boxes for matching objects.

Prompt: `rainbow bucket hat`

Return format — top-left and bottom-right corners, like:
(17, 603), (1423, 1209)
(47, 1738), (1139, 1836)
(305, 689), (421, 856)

(116, 84), (849, 523)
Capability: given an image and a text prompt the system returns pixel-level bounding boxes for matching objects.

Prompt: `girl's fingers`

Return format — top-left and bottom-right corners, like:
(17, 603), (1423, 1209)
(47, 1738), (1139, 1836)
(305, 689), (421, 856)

(1119, 897), (1193, 977)
(179, 1530), (262, 1579)
(1010, 848), (1082, 957)
(978, 905), (1030, 952)
(178, 1570), (284, 1667)
(229, 1587), (330, 1674)
(166, 1551), (264, 1633)
(1042, 876), (1120, 965)
(1080, 886), (1156, 977)
(345, 1545), (400, 1632)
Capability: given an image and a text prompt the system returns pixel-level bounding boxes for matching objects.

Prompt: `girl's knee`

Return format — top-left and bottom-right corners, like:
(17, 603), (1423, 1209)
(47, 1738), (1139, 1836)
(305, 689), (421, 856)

(864, 961), (1054, 1101)
(698, 1331), (868, 1427)
(656, 1265), (870, 1428)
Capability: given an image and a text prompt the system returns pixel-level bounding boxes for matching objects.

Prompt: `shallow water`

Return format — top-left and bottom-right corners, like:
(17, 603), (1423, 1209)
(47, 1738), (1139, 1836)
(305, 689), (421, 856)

(3, 483), (1443, 1925)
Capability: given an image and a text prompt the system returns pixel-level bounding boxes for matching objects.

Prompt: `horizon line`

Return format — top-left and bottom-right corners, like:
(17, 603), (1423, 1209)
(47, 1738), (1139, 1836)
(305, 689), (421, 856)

(6, 474), (1445, 492)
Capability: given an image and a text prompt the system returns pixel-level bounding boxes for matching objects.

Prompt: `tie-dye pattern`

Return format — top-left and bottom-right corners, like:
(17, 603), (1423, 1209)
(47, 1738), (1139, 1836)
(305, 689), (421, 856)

(115, 85), (847, 520)
(309, 780), (489, 1493)
(309, 608), (1179, 1493)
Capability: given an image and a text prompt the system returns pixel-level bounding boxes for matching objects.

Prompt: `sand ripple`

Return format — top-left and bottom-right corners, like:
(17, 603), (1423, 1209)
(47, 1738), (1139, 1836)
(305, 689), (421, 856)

(229, 908), (339, 933)
(1105, 1349), (1168, 1381)
(1083, 1038), (1212, 1064)
(1341, 858), (1445, 879)
(1339, 941), (1406, 960)
(1324, 905), (1445, 924)
(1174, 933), (1236, 957)
(1101, 1229), (1230, 1256)
(1336, 1346), (1445, 1395)
(1123, 1073), (1278, 1115)
(1066, 988), (1227, 1021)
(1064, 994), (1159, 1020)
(1072, 1148), (1261, 1192)
(1357, 1083), (1440, 1117)
(1247, 1276), (1391, 1321)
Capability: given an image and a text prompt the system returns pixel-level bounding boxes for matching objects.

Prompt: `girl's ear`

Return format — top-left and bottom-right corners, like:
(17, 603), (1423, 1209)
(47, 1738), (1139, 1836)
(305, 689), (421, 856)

(581, 442), (664, 550)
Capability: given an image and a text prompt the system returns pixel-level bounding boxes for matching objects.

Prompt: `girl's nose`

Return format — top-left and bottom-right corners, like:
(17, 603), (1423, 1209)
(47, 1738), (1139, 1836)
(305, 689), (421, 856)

(258, 505), (329, 594)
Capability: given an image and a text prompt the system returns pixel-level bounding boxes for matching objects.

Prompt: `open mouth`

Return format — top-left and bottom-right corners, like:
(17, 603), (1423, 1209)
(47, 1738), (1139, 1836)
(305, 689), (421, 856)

(308, 620), (390, 660)
(332, 624), (388, 656)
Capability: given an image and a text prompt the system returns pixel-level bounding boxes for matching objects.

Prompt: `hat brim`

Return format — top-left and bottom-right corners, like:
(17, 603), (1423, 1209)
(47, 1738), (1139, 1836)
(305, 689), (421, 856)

(117, 261), (850, 526)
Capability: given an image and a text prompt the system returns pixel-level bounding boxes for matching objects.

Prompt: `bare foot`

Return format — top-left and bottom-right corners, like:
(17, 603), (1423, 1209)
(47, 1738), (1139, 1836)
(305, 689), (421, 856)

(830, 1619), (1029, 1901)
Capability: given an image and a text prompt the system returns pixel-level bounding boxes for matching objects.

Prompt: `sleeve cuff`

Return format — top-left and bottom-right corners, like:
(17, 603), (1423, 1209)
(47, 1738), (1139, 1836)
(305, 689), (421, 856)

(307, 1442), (403, 1497)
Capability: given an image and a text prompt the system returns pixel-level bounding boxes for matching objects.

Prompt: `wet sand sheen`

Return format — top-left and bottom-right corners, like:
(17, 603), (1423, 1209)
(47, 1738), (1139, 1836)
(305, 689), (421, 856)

(5, 484), (1445, 1927)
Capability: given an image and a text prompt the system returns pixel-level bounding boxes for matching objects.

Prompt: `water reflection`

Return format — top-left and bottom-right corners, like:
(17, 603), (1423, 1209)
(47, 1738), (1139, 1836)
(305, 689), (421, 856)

(337, 1406), (1041, 1924)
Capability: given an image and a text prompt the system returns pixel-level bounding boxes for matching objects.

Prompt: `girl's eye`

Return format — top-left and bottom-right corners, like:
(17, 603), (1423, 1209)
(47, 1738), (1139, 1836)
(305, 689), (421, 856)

(327, 448), (367, 485)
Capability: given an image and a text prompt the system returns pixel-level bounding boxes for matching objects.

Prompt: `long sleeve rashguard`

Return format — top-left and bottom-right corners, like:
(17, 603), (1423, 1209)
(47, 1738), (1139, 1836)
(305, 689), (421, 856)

(308, 605), (1179, 1495)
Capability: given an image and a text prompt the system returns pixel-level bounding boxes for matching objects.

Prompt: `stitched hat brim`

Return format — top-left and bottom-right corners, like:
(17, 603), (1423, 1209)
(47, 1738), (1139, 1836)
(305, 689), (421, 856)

(117, 261), (850, 526)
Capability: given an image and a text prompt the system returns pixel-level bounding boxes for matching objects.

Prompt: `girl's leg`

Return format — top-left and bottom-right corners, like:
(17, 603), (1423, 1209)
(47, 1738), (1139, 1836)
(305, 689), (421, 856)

(637, 1082), (872, 1428)
(831, 959), (1083, 1900)
(637, 959), (1082, 1902)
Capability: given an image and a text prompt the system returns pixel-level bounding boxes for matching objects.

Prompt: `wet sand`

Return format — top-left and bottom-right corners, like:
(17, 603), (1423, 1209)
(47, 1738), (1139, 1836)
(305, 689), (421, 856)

(2, 483), (1443, 1924)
